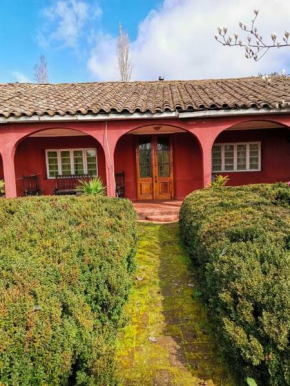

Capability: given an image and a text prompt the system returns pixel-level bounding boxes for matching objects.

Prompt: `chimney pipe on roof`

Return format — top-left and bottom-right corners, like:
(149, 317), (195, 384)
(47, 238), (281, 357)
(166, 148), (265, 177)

(158, 76), (164, 81)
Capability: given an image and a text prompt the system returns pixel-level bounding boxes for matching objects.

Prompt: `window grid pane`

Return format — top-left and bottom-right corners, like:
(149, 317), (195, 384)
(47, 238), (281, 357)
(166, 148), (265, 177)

(86, 150), (97, 175)
(47, 151), (59, 178)
(224, 145), (234, 171)
(249, 144), (259, 170)
(237, 144), (247, 170)
(211, 143), (260, 172)
(61, 151), (72, 176)
(212, 145), (222, 172)
(73, 150), (84, 175)
(47, 149), (98, 178)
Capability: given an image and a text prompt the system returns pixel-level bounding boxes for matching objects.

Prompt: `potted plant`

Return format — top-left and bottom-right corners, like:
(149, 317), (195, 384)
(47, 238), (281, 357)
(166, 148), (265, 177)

(76, 177), (106, 196)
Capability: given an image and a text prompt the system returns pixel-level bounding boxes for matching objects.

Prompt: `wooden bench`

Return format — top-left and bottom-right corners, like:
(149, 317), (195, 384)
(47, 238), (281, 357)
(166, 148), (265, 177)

(54, 174), (91, 195)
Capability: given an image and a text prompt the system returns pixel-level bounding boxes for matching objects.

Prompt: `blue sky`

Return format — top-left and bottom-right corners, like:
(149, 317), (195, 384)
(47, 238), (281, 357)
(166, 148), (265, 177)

(0, 0), (289, 83)
(0, 0), (161, 83)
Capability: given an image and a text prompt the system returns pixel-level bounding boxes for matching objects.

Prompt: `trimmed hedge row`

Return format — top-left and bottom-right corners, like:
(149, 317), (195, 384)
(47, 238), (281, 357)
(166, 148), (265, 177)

(0, 196), (137, 385)
(180, 183), (290, 386)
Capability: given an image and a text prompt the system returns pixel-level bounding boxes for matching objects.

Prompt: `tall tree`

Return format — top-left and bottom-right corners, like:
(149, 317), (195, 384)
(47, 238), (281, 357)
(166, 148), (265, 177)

(215, 9), (290, 61)
(34, 55), (49, 84)
(117, 23), (133, 81)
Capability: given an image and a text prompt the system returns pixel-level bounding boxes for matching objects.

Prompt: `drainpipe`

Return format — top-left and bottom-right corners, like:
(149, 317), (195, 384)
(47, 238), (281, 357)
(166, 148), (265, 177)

(104, 120), (116, 197)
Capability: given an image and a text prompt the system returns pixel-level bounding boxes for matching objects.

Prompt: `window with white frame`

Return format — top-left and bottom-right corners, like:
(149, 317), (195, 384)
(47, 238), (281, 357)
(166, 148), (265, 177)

(212, 143), (261, 172)
(46, 149), (98, 178)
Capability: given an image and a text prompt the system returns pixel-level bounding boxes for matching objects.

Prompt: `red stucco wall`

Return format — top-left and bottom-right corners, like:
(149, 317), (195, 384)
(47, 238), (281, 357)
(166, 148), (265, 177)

(4, 122), (290, 199)
(114, 132), (203, 200)
(114, 134), (137, 200)
(214, 128), (290, 185)
(173, 132), (203, 199)
(14, 136), (106, 196)
(0, 155), (3, 180)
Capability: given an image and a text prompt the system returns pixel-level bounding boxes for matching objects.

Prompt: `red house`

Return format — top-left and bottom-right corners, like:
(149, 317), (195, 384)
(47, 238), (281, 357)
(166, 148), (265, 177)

(1, 77), (290, 200)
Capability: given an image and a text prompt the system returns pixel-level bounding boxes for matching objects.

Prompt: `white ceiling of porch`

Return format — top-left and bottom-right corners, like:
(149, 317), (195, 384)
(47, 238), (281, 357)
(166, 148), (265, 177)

(29, 121), (287, 137)
(227, 120), (285, 131)
(130, 125), (185, 135)
(30, 128), (88, 137)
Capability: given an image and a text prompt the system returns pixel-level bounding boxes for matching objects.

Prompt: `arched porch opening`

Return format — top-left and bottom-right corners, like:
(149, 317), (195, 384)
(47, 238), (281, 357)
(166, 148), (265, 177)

(14, 128), (106, 197)
(114, 124), (203, 200)
(212, 119), (290, 186)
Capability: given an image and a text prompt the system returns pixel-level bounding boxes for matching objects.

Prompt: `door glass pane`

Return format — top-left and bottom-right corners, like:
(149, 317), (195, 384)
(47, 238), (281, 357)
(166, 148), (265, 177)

(212, 145), (222, 172)
(157, 137), (170, 177)
(237, 144), (247, 170)
(139, 137), (152, 178)
(224, 144), (234, 171)
(86, 149), (97, 175)
(73, 150), (84, 175)
(47, 151), (58, 178)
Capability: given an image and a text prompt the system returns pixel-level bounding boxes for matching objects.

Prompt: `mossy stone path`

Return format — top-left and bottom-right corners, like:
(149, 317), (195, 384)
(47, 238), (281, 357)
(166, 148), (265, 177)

(115, 223), (234, 385)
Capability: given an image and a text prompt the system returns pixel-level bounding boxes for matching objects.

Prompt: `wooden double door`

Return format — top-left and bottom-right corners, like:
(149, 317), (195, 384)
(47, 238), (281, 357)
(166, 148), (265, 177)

(136, 135), (174, 200)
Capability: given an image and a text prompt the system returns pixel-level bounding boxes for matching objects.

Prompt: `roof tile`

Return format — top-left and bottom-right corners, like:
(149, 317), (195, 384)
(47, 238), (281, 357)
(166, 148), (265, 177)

(0, 77), (290, 118)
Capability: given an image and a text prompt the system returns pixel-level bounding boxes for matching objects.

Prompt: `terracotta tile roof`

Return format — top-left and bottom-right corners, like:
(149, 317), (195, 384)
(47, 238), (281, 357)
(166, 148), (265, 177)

(0, 77), (290, 118)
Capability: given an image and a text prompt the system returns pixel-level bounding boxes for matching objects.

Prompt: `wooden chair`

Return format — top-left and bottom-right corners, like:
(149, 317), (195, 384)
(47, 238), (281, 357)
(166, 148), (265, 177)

(23, 175), (42, 196)
(115, 172), (125, 198)
(54, 174), (91, 195)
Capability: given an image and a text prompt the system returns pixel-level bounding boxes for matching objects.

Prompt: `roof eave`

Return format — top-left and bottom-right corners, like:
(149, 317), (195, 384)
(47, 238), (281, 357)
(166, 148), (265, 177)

(179, 108), (290, 119)
(0, 111), (178, 124)
(0, 108), (290, 124)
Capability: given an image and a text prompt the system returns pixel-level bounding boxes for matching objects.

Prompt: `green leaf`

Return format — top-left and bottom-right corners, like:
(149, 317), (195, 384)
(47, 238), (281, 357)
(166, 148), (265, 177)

(193, 290), (202, 298)
(246, 377), (258, 386)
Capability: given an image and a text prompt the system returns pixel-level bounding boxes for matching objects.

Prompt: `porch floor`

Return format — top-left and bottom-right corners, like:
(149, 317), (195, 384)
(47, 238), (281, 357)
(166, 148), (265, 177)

(133, 200), (182, 223)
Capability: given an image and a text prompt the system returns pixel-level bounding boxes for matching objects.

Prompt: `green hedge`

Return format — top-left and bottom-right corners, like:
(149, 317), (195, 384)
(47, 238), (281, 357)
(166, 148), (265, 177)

(180, 183), (290, 386)
(0, 196), (136, 385)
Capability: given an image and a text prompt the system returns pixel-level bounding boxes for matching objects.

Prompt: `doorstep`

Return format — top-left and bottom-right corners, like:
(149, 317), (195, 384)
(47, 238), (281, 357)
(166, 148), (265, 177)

(133, 200), (182, 223)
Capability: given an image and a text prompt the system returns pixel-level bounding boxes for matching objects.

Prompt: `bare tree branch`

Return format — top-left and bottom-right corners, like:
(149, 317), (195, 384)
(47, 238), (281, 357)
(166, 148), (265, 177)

(215, 9), (290, 61)
(34, 55), (49, 84)
(117, 23), (133, 81)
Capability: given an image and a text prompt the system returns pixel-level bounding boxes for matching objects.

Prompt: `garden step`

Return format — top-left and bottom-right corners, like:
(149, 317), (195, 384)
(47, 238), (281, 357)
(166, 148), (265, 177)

(137, 210), (179, 218)
(145, 214), (179, 222)
(133, 200), (182, 222)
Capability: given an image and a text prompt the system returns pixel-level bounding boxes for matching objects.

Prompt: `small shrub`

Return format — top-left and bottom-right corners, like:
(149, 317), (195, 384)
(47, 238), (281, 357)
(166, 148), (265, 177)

(0, 179), (4, 195)
(76, 177), (106, 196)
(180, 184), (290, 385)
(0, 196), (137, 385)
(209, 174), (229, 187)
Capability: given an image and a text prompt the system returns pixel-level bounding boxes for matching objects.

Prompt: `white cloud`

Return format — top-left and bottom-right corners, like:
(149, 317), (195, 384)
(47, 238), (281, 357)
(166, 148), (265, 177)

(11, 72), (31, 83)
(88, 31), (118, 80)
(92, 5), (102, 19)
(88, 0), (290, 81)
(39, 0), (102, 48)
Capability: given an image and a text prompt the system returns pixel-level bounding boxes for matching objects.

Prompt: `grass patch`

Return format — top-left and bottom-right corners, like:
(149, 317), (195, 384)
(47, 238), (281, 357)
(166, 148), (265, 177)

(115, 223), (234, 385)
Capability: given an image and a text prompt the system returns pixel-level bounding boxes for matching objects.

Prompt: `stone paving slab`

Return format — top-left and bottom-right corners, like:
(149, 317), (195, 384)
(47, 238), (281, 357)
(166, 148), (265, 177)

(115, 223), (235, 386)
